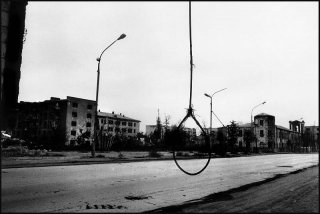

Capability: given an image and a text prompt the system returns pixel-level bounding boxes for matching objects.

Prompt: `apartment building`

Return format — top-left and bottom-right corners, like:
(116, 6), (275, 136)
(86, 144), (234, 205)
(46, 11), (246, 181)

(98, 111), (140, 136)
(215, 113), (317, 152)
(12, 96), (96, 147)
(67, 96), (96, 147)
(97, 111), (141, 150)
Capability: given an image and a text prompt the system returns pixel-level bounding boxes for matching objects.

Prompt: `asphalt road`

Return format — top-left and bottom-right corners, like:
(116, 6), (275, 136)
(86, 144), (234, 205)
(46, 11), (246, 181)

(147, 165), (319, 213)
(1, 154), (318, 213)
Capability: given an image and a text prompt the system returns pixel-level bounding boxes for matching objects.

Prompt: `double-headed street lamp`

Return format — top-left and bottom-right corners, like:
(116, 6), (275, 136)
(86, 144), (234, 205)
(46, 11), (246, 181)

(92, 33), (126, 158)
(204, 88), (227, 144)
(251, 101), (266, 153)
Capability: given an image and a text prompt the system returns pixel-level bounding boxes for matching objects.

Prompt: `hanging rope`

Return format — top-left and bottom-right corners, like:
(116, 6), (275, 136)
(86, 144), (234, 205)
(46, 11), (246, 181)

(172, 1), (212, 176)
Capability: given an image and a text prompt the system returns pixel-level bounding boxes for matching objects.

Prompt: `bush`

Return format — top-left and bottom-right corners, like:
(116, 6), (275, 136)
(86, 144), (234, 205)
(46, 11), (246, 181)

(212, 143), (228, 157)
(1, 145), (29, 157)
(176, 151), (183, 156)
(118, 152), (124, 158)
(149, 150), (162, 157)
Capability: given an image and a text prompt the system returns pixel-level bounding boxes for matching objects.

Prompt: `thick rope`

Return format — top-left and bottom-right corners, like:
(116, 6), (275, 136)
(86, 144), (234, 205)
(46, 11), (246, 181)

(172, 1), (211, 176)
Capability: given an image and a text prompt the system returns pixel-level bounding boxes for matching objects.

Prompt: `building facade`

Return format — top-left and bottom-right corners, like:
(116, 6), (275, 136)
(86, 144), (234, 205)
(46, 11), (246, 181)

(215, 113), (317, 152)
(1, 1), (28, 133)
(67, 96), (96, 147)
(98, 111), (140, 136)
(12, 96), (96, 148)
(97, 111), (141, 150)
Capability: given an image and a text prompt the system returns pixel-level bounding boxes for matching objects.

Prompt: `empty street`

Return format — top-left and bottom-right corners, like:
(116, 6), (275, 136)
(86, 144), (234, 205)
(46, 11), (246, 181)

(1, 154), (318, 212)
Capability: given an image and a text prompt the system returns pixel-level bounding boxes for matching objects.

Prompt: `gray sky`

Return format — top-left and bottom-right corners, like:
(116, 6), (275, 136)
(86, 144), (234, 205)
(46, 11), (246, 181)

(20, 1), (319, 133)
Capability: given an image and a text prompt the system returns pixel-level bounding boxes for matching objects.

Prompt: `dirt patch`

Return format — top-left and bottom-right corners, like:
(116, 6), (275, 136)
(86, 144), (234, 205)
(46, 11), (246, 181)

(146, 165), (319, 213)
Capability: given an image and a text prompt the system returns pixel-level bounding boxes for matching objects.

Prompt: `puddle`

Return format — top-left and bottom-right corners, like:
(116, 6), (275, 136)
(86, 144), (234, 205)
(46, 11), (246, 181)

(125, 195), (151, 200)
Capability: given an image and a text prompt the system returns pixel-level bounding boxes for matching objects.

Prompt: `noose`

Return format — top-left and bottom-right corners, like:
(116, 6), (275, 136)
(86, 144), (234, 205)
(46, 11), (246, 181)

(172, 1), (211, 176)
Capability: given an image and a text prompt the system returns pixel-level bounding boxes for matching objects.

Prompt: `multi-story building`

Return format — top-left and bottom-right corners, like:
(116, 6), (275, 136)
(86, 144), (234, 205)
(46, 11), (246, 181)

(97, 111), (141, 150)
(67, 96), (96, 147)
(1, 1), (28, 133)
(215, 113), (317, 152)
(98, 111), (140, 136)
(12, 96), (96, 147)
(304, 125), (319, 142)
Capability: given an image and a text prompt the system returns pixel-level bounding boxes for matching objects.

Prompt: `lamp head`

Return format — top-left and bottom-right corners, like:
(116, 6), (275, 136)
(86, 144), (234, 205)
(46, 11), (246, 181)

(96, 58), (101, 62)
(262, 101), (266, 104)
(118, 34), (126, 40)
(204, 93), (211, 98)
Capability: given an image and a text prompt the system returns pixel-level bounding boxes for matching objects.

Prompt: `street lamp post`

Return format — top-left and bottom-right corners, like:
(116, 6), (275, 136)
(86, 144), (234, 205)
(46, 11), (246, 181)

(251, 101), (266, 153)
(204, 88), (227, 145)
(92, 33), (126, 158)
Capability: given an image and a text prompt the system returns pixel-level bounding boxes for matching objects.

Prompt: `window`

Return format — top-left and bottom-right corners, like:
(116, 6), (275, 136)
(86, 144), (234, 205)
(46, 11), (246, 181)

(43, 130), (47, 136)
(260, 130), (264, 137)
(115, 127), (120, 132)
(87, 113), (92, 119)
(134, 129), (136, 133)
(122, 121), (126, 126)
(122, 128), (126, 133)
(86, 123), (91, 127)
(260, 120), (263, 126)
(108, 127), (113, 132)
(72, 112), (77, 117)
(87, 104), (92, 110)
(268, 130), (272, 137)
(134, 123), (136, 127)
(100, 119), (104, 124)
(238, 130), (243, 137)
(71, 121), (77, 126)
(128, 122), (133, 127)
(72, 102), (78, 108)
(128, 129), (132, 133)
(108, 120), (113, 125)
(71, 130), (76, 136)
(115, 121), (120, 126)
(43, 121), (47, 128)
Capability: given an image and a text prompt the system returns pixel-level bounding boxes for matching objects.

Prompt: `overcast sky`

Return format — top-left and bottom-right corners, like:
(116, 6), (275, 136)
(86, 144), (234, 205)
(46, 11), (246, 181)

(20, 1), (318, 133)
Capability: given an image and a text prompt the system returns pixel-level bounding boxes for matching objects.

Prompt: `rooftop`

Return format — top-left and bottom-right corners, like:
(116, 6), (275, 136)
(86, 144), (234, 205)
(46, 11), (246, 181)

(98, 111), (140, 122)
(255, 113), (275, 117)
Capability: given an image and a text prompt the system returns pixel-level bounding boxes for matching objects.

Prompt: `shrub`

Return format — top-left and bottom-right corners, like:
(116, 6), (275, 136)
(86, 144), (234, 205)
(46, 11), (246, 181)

(96, 154), (105, 158)
(176, 151), (183, 156)
(118, 152), (124, 158)
(149, 150), (162, 157)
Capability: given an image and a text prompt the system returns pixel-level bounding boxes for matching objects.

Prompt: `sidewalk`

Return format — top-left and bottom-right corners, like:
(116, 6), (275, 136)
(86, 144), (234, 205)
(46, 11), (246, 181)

(1, 150), (285, 169)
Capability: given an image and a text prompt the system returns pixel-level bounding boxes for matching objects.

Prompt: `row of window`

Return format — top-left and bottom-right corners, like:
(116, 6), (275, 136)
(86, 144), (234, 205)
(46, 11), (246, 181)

(72, 112), (93, 119)
(72, 102), (93, 110)
(70, 127), (136, 136)
(105, 127), (136, 133)
(256, 119), (274, 126)
(71, 121), (92, 127)
(100, 119), (136, 127)
(237, 129), (271, 137)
